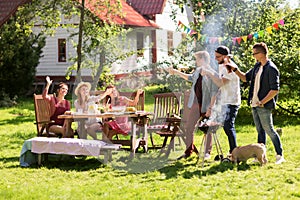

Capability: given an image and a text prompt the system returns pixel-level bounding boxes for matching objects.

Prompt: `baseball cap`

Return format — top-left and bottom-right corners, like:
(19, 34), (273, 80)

(215, 46), (233, 57)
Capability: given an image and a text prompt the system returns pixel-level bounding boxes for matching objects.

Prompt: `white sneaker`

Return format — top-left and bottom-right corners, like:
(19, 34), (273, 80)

(275, 155), (285, 164)
(204, 153), (211, 160)
(252, 158), (260, 163)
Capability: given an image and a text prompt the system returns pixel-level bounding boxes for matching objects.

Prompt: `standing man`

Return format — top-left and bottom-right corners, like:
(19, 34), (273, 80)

(203, 46), (241, 154)
(231, 42), (285, 164)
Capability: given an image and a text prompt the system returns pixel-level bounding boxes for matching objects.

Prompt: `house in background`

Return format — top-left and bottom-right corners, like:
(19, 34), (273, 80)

(33, 0), (159, 91)
(0, 0), (193, 92)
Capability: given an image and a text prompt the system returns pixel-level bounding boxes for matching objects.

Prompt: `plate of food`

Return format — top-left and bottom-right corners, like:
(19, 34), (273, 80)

(110, 106), (126, 113)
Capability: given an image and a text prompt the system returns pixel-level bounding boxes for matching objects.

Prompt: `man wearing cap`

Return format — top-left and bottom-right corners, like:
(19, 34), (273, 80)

(203, 45), (241, 154)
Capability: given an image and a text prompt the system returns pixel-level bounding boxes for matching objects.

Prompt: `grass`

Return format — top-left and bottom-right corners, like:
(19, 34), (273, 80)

(0, 89), (300, 199)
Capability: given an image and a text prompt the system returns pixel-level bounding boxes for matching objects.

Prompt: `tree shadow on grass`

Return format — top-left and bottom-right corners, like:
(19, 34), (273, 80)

(158, 158), (236, 179)
(41, 157), (105, 171)
(0, 156), (20, 168)
(2, 154), (108, 171)
(111, 151), (175, 173)
(0, 115), (34, 126)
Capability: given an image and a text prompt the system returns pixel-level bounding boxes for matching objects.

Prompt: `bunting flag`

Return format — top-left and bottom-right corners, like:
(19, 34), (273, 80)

(177, 19), (285, 45)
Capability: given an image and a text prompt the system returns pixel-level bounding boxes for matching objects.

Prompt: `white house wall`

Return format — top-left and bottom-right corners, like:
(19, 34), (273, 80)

(110, 28), (152, 74)
(155, 0), (192, 63)
(156, 29), (168, 62)
(34, 26), (94, 77)
(33, 1), (192, 79)
(156, 0), (190, 32)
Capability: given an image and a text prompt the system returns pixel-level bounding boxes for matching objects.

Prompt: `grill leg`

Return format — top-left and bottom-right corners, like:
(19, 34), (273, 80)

(212, 131), (224, 161)
(198, 133), (208, 168)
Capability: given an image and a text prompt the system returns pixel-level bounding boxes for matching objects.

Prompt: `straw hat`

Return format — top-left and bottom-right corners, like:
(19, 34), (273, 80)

(74, 82), (91, 96)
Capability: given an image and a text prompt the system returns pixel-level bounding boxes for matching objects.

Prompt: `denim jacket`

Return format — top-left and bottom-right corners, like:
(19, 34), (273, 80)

(187, 67), (218, 112)
(245, 60), (280, 109)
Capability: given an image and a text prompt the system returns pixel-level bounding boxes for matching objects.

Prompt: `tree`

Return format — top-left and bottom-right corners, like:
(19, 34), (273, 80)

(0, 0), (139, 102)
(166, 0), (299, 115)
(0, 4), (45, 100)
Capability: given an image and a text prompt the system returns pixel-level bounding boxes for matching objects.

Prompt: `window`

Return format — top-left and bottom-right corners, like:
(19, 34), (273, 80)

(58, 39), (66, 62)
(137, 32), (144, 57)
(167, 31), (174, 56)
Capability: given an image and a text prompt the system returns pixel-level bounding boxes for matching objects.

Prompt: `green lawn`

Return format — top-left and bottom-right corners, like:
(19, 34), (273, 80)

(0, 91), (299, 199)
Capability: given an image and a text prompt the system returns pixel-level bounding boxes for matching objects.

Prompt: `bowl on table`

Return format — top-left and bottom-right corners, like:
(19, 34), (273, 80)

(111, 106), (126, 113)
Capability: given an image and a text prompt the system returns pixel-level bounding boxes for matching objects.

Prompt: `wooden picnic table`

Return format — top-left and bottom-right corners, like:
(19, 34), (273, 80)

(58, 111), (152, 157)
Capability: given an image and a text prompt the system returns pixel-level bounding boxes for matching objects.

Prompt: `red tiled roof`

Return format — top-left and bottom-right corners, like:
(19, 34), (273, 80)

(127, 0), (167, 15)
(0, 0), (30, 27)
(0, 0), (158, 28)
(85, 0), (159, 28)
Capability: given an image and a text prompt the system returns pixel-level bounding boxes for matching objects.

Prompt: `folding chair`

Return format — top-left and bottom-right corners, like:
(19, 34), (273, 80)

(147, 92), (182, 149)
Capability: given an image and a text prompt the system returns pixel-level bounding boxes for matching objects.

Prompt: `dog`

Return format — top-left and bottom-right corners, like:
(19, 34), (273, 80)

(228, 143), (268, 166)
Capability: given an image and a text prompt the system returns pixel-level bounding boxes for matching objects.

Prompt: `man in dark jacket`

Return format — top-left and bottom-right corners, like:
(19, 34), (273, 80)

(231, 42), (285, 164)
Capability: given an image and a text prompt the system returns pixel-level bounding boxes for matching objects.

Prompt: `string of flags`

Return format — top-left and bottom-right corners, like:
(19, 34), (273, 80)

(178, 19), (285, 45)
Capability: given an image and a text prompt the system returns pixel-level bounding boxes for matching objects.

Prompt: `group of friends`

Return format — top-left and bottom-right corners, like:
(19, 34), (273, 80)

(169, 42), (284, 165)
(42, 76), (144, 141)
(42, 41), (285, 165)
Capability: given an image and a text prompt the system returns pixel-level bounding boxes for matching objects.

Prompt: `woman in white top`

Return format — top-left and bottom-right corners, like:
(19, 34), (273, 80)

(74, 82), (112, 139)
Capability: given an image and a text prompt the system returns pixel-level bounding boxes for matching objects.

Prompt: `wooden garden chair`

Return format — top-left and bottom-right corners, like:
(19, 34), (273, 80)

(154, 90), (193, 156)
(33, 94), (60, 137)
(147, 92), (183, 149)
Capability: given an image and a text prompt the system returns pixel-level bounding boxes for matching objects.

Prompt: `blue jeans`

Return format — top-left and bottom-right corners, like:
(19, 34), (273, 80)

(223, 104), (239, 153)
(252, 107), (283, 155)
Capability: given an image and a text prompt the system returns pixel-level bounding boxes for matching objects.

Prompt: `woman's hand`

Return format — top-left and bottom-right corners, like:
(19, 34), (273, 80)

(205, 109), (211, 118)
(104, 88), (113, 96)
(137, 89), (144, 95)
(46, 76), (53, 86)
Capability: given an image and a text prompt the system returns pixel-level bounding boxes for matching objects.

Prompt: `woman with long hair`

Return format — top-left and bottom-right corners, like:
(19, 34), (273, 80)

(74, 82), (112, 139)
(42, 76), (72, 137)
(102, 85), (144, 140)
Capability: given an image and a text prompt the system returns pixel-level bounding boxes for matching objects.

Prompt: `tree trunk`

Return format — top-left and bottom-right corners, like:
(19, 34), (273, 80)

(91, 49), (106, 91)
(76, 0), (85, 83)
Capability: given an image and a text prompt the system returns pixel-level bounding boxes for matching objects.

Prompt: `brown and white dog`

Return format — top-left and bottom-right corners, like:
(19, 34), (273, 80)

(228, 143), (268, 165)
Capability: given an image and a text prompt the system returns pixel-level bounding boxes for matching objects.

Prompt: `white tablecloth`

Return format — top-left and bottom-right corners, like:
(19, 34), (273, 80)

(20, 137), (121, 167)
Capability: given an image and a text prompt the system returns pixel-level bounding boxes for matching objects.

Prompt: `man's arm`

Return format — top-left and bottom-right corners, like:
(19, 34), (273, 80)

(259, 90), (279, 107)
(202, 68), (229, 87)
(232, 67), (247, 82)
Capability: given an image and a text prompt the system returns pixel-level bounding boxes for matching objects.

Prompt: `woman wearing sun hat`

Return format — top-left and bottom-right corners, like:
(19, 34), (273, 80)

(74, 82), (112, 139)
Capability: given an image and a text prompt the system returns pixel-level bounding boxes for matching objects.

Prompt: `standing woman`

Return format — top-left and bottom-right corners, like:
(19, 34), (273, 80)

(167, 51), (219, 160)
(42, 76), (72, 137)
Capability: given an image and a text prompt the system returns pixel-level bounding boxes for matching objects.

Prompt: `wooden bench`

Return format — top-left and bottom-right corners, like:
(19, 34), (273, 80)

(20, 137), (121, 166)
